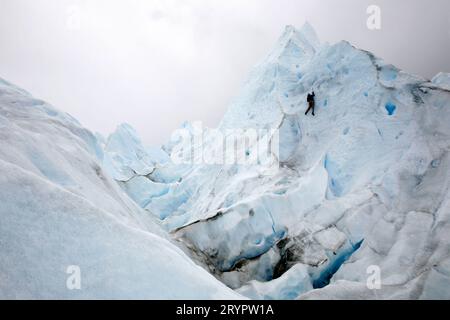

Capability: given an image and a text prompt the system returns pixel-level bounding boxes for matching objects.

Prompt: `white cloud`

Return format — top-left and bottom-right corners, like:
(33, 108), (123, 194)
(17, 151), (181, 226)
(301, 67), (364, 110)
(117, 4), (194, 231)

(0, 0), (449, 145)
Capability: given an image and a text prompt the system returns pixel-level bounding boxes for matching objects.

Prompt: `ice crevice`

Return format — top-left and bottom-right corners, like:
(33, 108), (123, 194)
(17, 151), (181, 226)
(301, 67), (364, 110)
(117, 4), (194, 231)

(312, 239), (364, 289)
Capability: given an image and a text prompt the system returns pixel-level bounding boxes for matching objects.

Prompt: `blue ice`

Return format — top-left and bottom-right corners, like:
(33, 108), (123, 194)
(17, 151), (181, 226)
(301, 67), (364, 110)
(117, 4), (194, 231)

(312, 239), (364, 289)
(385, 103), (397, 116)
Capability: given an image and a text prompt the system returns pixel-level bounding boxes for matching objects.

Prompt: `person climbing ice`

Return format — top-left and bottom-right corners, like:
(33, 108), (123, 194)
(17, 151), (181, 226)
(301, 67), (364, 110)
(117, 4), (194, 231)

(305, 91), (316, 116)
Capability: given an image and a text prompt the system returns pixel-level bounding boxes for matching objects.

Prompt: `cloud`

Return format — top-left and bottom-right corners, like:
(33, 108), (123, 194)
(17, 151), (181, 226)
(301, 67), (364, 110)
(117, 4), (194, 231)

(0, 0), (449, 145)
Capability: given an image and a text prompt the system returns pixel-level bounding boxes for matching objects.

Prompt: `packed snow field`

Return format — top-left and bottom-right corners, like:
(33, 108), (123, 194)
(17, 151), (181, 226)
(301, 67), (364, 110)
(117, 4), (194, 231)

(1, 23), (450, 299)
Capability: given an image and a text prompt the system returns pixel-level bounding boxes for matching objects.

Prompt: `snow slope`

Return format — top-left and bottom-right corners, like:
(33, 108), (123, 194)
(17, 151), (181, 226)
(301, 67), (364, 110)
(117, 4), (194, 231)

(104, 23), (450, 299)
(0, 78), (242, 299)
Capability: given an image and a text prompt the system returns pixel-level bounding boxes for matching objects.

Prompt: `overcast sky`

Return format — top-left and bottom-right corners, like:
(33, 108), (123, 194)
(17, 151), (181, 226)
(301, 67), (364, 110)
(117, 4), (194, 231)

(1, 0), (449, 145)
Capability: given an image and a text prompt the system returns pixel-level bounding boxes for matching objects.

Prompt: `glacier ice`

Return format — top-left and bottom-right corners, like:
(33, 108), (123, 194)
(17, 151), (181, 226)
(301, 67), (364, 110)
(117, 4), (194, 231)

(101, 23), (450, 299)
(0, 78), (242, 299)
(2, 21), (450, 300)
(432, 72), (450, 91)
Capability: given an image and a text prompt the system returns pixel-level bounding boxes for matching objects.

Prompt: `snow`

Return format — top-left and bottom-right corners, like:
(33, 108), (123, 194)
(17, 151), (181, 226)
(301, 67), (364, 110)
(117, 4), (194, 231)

(0, 78), (242, 299)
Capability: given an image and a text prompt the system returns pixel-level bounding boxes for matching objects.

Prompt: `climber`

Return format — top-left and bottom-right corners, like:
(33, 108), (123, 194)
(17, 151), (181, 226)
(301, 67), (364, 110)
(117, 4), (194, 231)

(305, 91), (315, 116)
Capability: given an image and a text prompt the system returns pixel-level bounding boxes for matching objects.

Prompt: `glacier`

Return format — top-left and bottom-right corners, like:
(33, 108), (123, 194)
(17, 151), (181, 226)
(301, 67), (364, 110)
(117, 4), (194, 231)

(101, 23), (450, 300)
(1, 22), (450, 300)
(0, 78), (241, 299)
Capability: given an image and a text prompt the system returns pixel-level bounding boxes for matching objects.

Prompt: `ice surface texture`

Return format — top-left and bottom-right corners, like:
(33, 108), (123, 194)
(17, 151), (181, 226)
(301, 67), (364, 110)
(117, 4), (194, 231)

(0, 78), (241, 299)
(103, 23), (450, 299)
(2, 21), (450, 300)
